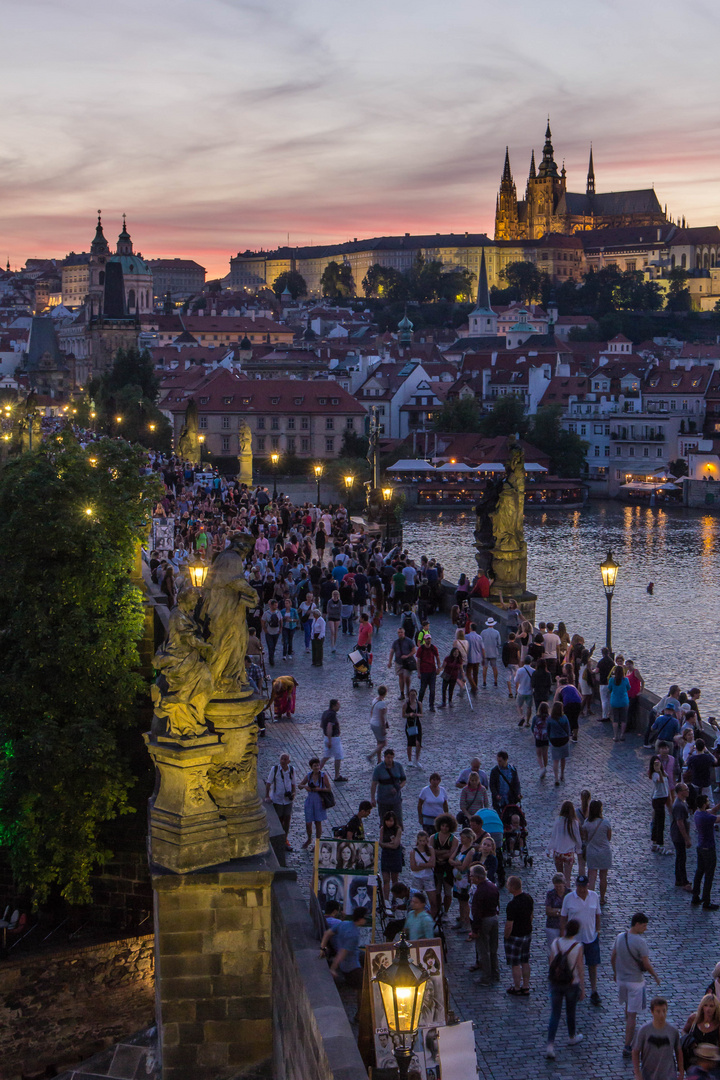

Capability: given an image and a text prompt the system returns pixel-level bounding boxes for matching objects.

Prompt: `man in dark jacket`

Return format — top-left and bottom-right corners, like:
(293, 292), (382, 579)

(490, 752), (521, 811)
(470, 863), (500, 984)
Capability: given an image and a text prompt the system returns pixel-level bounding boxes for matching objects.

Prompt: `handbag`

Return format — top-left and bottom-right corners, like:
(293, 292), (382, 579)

(406, 724), (419, 737)
(680, 1030), (697, 1064)
(319, 788), (336, 810)
(401, 656), (417, 672)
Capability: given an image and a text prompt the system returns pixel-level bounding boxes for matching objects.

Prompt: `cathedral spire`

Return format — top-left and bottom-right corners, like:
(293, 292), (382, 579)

(476, 246), (492, 311)
(586, 146), (595, 196)
(537, 118), (559, 178)
(529, 149), (536, 179)
(90, 209), (110, 256)
(502, 146), (512, 184)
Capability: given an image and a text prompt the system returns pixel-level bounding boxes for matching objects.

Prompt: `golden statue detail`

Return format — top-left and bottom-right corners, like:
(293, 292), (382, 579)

(151, 588), (214, 738)
(475, 441), (529, 605)
(200, 534), (259, 691)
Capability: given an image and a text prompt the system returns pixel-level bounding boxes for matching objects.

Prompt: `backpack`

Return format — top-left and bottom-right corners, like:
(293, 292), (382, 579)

(549, 941), (579, 986)
(533, 713), (548, 741)
(268, 612), (280, 630)
(402, 613), (415, 637)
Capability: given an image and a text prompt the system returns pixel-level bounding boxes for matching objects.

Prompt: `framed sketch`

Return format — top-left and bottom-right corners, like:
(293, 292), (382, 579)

(313, 838), (380, 941)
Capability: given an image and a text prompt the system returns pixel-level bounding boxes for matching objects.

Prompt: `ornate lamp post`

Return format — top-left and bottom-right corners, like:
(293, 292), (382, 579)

(314, 463), (324, 506)
(344, 473), (354, 507)
(600, 549), (619, 651)
(382, 485), (394, 546)
(188, 559), (209, 589)
(270, 451), (280, 500)
(373, 932), (429, 1080)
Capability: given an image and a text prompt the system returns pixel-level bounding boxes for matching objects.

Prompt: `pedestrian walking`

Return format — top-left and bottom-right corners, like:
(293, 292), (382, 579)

(649, 753), (673, 855)
(547, 702), (572, 786)
(611, 913), (660, 1056)
(310, 608), (325, 666)
(515, 659), (535, 725)
(465, 623), (484, 693)
(545, 872), (568, 952)
(670, 782), (694, 891)
(379, 810), (403, 899)
(547, 801), (583, 886)
(632, 997), (683, 1080)
(531, 701), (550, 778)
(560, 875), (602, 1005)
(480, 617), (502, 688)
(403, 688), (423, 768)
(319, 699), (347, 783)
(409, 832), (437, 911)
(367, 685), (389, 764)
(555, 678), (583, 742)
(417, 633), (440, 711)
(584, 800), (612, 903)
(545, 917), (585, 1059)
(504, 875), (534, 996)
(370, 748), (407, 826)
(387, 627), (416, 702)
(438, 646), (464, 707)
(264, 752), (296, 851)
(532, 658), (553, 710)
(261, 599), (282, 666)
(610, 665), (631, 741)
(691, 794), (720, 910)
(418, 773), (449, 830)
(299, 757), (332, 849)
(469, 863), (500, 985)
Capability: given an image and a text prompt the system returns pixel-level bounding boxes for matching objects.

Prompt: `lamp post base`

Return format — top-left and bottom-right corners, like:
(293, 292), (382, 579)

(393, 1045), (413, 1080)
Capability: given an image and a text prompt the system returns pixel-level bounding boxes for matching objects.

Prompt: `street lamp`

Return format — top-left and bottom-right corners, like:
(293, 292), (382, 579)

(600, 549), (620, 651)
(382, 485), (394, 546)
(373, 932), (429, 1080)
(344, 474), (354, 506)
(313, 463), (324, 506)
(188, 559), (209, 589)
(149, 422), (156, 432)
(270, 451), (280, 500)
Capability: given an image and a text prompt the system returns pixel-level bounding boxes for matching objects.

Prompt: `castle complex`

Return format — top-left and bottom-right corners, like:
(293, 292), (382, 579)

(494, 121), (666, 240)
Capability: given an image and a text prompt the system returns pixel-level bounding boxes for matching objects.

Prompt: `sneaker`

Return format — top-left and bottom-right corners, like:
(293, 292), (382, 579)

(691, 897), (702, 905)
(568, 1034), (584, 1046)
(590, 991), (601, 1006)
(540, 767), (547, 779)
(623, 1045), (633, 1057)
(703, 902), (720, 910)
(438, 703), (447, 709)
(285, 841), (294, 852)
(335, 776), (349, 782)
(545, 1044), (556, 1059)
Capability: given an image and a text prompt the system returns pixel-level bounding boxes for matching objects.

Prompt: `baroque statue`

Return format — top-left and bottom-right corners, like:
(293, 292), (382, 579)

(237, 419), (253, 487)
(200, 533), (259, 692)
(177, 397), (200, 463)
(474, 440), (530, 606)
(151, 588), (214, 738)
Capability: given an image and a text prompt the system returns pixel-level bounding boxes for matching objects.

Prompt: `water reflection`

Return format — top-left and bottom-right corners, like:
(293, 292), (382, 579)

(402, 501), (720, 705)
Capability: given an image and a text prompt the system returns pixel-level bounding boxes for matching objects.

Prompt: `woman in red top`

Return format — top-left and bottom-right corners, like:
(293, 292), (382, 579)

(626, 659), (644, 728)
(357, 613), (373, 648)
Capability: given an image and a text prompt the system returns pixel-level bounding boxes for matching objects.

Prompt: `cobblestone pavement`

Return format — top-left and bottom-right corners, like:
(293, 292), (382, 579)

(258, 611), (714, 1080)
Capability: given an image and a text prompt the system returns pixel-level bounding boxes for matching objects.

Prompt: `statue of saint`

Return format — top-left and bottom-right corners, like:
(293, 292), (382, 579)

(200, 533), (258, 692)
(474, 440), (527, 594)
(151, 588), (215, 738)
(489, 443), (526, 552)
(177, 397), (200, 463)
(237, 420), (253, 486)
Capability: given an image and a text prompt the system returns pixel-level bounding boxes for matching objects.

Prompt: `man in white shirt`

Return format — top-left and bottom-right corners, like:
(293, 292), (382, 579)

(542, 622), (561, 677)
(264, 752), (296, 851)
(560, 876), (602, 1005)
(480, 618), (502, 689)
(465, 624), (485, 693)
(514, 662), (535, 724)
(311, 609), (326, 667)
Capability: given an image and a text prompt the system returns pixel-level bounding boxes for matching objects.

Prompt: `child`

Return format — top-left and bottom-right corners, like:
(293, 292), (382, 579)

(384, 882), (411, 941)
(505, 813), (524, 858)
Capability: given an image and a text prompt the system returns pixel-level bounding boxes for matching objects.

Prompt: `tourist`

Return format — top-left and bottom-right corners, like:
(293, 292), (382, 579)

(480, 617), (502, 688)
(469, 863), (500, 985)
(404, 891), (435, 942)
(379, 810), (403, 900)
(281, 598), (299, 659)
(576, 788), (592, 877)
(531, 701), (550, 778)
(464, 622), (484, 693)
(431, 813), (459, 915)
(310, 608), (326, 666)
(272, 674), (297, 721)
(554, 678), (583, 743)
(370, 748), (407, 826)
(326, 589), (342, 652)
(261, 598), (282, 666)
(545, 917), (585, 1059)
(515, 658), (535, 725)
(502, 632), (521, 700)
(546, 802), (583, 886)
(458, 771), (488, 824)
(264, 751), (296, 851)
(545, 871), (568, 952)
(632, 998), (683, 1080)
(532, 658), (553, 710)
(356, 611), (373, 649)
(438, 645), (464, 708)
(597, 646), (615, 723)
(626, 659), (645, 728)
(409, 832), (437, 911)
(504, 875), (534, 996)
(646, 702), (682, 750)
(450, 828), (476, 932)
(387, 627), (416, 702)
(681, 995), (720, 1068)
(610, 664), (631, 741)
(319, 699), (347, 783)
(323, 906), (368, 1011)
(416, 632), (440, 712)
(418, 773), (449, 830)
(649, 753), (672, 855)
(692, 794), (720, 910)
(455, 756), (489, 789)
(611, 913), (660, 1056)
(403, 688), (423, 768)
(367, 685), (389, 764)
(547, 701), (572, 786)
(299, 591), (315, 652)
(298, 757), (332, 849)
(560, 875), (602, 1005)
(475, 835), (498, 883)
(685, 739), (717, 801)
(670, 782), (694, 891)
(341, 800), (372, 841)
(542, 622), (562, 678)
(584, 799), (613, 903)
(490, 751), (521, 812)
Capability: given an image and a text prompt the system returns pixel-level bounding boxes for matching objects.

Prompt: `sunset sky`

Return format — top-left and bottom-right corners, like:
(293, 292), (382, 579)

(1, 0), (719, 278)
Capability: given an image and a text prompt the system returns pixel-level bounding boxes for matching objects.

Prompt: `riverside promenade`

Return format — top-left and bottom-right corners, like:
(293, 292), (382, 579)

(258, 609), (715, 1080)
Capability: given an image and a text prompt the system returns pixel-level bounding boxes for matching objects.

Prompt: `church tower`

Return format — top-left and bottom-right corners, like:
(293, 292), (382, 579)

(468, 248), (497, 337)
(494, 148), (520, 240)
(526, 121), (566, 238)
(116, 214), (133, 256)
(87, 211), (110, 318)
(586, 147), (595, 196)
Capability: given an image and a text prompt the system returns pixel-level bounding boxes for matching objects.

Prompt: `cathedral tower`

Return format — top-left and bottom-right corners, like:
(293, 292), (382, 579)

(494, 148), (520, 240)
(87, 211), (109, 318)
(525, 120), (566, 238)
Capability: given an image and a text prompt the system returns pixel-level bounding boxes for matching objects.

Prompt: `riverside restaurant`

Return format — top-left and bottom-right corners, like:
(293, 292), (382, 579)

(386, 460), (587, 509)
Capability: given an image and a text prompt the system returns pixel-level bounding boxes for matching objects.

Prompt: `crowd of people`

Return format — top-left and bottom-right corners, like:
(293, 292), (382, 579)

(144, 452), (720, 1078)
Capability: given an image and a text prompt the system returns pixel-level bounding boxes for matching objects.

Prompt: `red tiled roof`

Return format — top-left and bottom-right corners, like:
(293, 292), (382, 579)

(163, 370), (366, 415)
(643, 364), (713, 394)
(539, 375), (591, 406)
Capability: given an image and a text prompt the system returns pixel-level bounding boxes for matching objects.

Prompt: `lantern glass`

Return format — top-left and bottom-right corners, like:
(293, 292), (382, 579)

(382, 487), (393, 503)
(374, 934), (428, 1037)
(344, 475), (354, 489)
(188, 562), (208, 588)
(600, 550), (619, 594)
(271, 452), (279, 466)
(314, 464), (323, 477)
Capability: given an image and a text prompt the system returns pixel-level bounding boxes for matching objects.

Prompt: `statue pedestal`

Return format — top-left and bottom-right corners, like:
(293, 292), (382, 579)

(206, 693), (269, 860)
(144, 732), (231, 873)
(238, 456), (253, 487)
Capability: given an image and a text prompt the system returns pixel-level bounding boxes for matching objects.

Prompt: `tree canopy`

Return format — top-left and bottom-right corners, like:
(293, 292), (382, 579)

(271, 270), (307, 299)
(500, 261), (547, 303)
(91, 347), (172, 452)
(0, 434), (161, 903)
(320, 261), (355, 299)
(363, 257), (474, 303)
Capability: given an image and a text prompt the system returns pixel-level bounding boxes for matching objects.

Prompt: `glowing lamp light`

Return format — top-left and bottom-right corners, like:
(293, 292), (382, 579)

(198, 434), (205, 444)
(374, 932), (428, 1039)
(84, 507), (93, 517)
(88, 456), (98, 467)
(90, 411), (97, 419)
(344, 474), (355, 490)
(188, 560), (208, 588)
(149, 423), (156, 432)
(450, 458), (456, 464)
(2, 433), (10, 442)
(271, 452), (280, 466)
(600, 550), (619, 597)
(382, 486), (393, 503)
(115, 415), (123, 424)
(314, 464), (324, 478)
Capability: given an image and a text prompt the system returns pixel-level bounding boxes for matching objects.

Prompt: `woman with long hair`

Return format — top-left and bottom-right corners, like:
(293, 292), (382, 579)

(409, 831), (437, 913)
(547, 701), (572, 786)
(431, 813), (459, 914)
(648, 754), (672, 855)
(576, 788), (592, 875)
(379, 809), (404, 899)
(531, 701), (551, 778)
(682, 994), (720, 1065)
(610, 664), (631, 741)
(403, 688), (423, 768)
(584, 799), (612, 903)
(546, 801), (583, 886)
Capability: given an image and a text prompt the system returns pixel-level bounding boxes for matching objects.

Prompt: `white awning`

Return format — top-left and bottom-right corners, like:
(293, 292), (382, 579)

(524, 462), (548, 473)
(387, 459), (436, 471)
(436, 462), (474, 472)
(474, 462), (505, 472)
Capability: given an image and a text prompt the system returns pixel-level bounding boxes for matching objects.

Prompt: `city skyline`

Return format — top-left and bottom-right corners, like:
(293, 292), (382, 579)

(1, 0), (719, 278)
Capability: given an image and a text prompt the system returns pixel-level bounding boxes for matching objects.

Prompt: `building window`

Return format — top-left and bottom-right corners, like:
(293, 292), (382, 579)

(657, 448), (662, 457)
(199, 416), (207, 429)
(346, 417), (354, 430)
(318, 397), (327, 405)
(287, 437), (296, 453)
(221, 436), (230, 452)
(643, 447), (649, 457)
(594, 446), (600, 457)
(257, 417), (265, 430)
(605, 446), (610, 456)
(629, 446), (635, 456)
(301, 417), (309, 430)
(580, 425), (586, 436)
(325, 418), (334, 430)
(670, 401), (676, 410)
(271, 437), (279, 450)
(325, 437), (334, 453)
(222, 416), (230, 429)
(287, 417), (295, 430)
(301, 437), (309, 451)
(257, 436), (265, 451)
(331, 397), (339, 406)
(271, 418), (279, 430)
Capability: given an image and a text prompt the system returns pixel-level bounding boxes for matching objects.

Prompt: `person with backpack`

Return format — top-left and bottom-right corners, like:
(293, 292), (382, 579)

(387, 627), (416, 702)
(611, 913), (660, 1057)
(261, 599), (282, 666)
(264, 752), (296, 852)
(515, 659), (536, 726)
(531, 702), (551, 779)
(546, 918), (585, 1060)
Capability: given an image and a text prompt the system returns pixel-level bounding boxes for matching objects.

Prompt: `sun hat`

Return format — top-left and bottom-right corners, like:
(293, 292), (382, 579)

(485, 617), (497, 626)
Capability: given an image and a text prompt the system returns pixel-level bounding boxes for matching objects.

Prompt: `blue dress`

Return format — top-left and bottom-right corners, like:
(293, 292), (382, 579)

(304, 772), (329, 823)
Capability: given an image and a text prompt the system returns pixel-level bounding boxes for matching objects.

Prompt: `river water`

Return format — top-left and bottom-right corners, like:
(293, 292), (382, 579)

(402, 501), (720, 706)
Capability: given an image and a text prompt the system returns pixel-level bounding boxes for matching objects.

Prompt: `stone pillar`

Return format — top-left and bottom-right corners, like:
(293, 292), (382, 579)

(205, 694), (269, 860)
(153, 856), (275, 1079)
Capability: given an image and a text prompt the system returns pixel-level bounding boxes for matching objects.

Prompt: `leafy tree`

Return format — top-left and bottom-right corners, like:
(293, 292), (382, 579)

(340, 429), (369, 458)
(100, 346), (158, 401)
(0, 433), (161, 903)
(669, 458), (688, 478)
(320, 261), (355, 299)
(500, 261), (544, 303)
(362, 264), (408, 301)
(433, 396), (482, 432)
(271, 270), (307, 299)
(437, 267), (475, 302)
(479, 395), (529, 439)
(92, 347), (171, 451)
(530, 404), (587, 477)
(666, 267), (692, 312)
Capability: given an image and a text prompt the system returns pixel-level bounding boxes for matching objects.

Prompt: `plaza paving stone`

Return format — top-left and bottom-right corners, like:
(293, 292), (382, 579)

(258, 611), (714, 1079)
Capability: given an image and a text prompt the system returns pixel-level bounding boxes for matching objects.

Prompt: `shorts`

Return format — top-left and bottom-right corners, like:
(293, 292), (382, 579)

(535, 738), (549, 748)
(272, 802), (293, 828)
(324, 736), (344, 761)
(618, 981), (646, 1013)
(504, 934), (532, 966)
(583, 936), (601, 967)
(518, 693), (533, 709)
(370, 723), (386, 744)
(410, 871), (436, 893)
(395, 661), (413, 677)
(506, 664), (518, 679)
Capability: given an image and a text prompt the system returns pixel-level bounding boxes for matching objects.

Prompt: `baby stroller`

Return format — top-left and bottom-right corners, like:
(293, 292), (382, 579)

(501, 803), (533, 867)
(348, 647), (373, 689)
